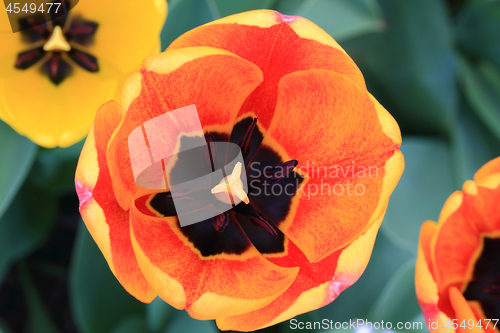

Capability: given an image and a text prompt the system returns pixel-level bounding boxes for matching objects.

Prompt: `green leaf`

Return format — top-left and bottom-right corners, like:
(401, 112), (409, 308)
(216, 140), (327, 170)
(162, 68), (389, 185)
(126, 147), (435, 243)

(315, 232), (414, 323)
(451, 102), (500, 185)
(0, 185), (58, 284)
(69, 223), (145, 333)
(342, 0), (457, 135)
(214, 0), (277, 18)
(456, 1), (500, 69)
(163, 310), (217, 333)
(381, 137), (455, 253)
(0, 120), (37, 220)
(27, 140), (85, 195)
(275, 0), (385, 41)
(18, 262), (61, 333)
(146, 297), (175, 332)
(458, 57), (500, 142)
(161, 0), (220, 49)
(111, 315), (150, 333)
(366, 260), (422, 327)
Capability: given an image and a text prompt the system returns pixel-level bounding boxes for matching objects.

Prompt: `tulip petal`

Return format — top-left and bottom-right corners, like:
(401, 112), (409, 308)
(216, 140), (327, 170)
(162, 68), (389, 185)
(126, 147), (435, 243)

(76, 100), (156, 302)
(416, 221), (441, 323)
(0, 60), (120, 147)
(168, 9), (365, 128)
(431, 178), (500, 318)
(474, 156), (500, 189)
(106, 47), (263, 210)
(432, 187), (500, 284)
(370, 93), (403, 146)
(260, 69), (401, 262)
(129, 199), (299, 319)
(431, 191), (479, 316)
(449, 287), (484, 333)
(216, 212), (384, 331)
(0, 17), (25, 63)
(422, 155), (500, 328)
(73, 0), (167, 74)
(467, 302), (498, 333)
(1, 0), (165, 147)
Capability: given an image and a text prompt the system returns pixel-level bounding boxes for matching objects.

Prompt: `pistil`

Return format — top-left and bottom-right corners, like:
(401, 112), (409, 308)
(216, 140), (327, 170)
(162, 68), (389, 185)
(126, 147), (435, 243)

(43, 26), (71, 52)
(211, 162), (250, 205)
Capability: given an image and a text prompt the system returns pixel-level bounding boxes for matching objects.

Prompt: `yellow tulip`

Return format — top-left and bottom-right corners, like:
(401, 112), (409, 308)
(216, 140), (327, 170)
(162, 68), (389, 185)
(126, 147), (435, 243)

(0, 0), (167, 147)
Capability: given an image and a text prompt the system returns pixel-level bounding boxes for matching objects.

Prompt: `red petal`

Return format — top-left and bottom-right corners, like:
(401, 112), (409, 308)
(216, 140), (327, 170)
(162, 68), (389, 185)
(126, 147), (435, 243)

(415, 221), (440, 323)
(76, 100), (156, 302)
(106, 48), (263, 210)
(217, 214), (384, 331)
(449, 287), (484, 333)
(474, 156), (500, 189)
(168, 10), (365, 128)
(432, 178), (500, 318)
(261, 69), (400, 262)
(129, 200), (299, 319)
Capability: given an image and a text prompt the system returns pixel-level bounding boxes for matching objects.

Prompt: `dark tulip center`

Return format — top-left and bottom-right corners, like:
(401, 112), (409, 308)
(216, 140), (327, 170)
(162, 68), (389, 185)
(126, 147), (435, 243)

(159, 118), (299, 237)
(463, 237), (500, 319)
(146, 116), (305, 256)
(14, 0), (99, 85)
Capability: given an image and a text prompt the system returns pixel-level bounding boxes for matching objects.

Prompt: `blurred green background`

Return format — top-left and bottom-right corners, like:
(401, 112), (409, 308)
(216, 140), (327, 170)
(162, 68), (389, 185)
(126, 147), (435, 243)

(1, 0), (500, 332)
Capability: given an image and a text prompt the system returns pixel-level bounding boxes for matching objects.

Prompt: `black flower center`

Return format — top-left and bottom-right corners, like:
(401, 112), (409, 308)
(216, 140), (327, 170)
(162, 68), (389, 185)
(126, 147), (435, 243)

(145, 116), (304, 256)
(14, 0), (99, 85)
(463, 237), (500, 320)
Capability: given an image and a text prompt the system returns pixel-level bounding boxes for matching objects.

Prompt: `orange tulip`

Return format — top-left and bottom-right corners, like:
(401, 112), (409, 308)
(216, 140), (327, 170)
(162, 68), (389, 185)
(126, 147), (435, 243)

(75, 10), (404, 331)
(416, 157), (500, 333)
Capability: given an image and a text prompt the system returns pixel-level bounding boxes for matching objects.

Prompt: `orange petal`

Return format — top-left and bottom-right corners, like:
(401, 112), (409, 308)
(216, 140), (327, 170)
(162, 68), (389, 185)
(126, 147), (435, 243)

(471, 185), (500, 235)
(432, 186), (500, 286)
(129, 199), (299, 319)
(370, 93), (402, 147)
(431, 176), (500, 318)
(467, 302), (499, 333)
(416, 221), (441, 323)
(431, 191), (478, 315)
(474, 157), (500, 189)
(416, 223), (459, 333)
(216, 212), (384, 331)
(260, 69), (400, 262)
(449, 287), (485, 333)
(76, 100), (156, 302)
(106, 47), (263, 210)
(168, 9), (365, 128)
